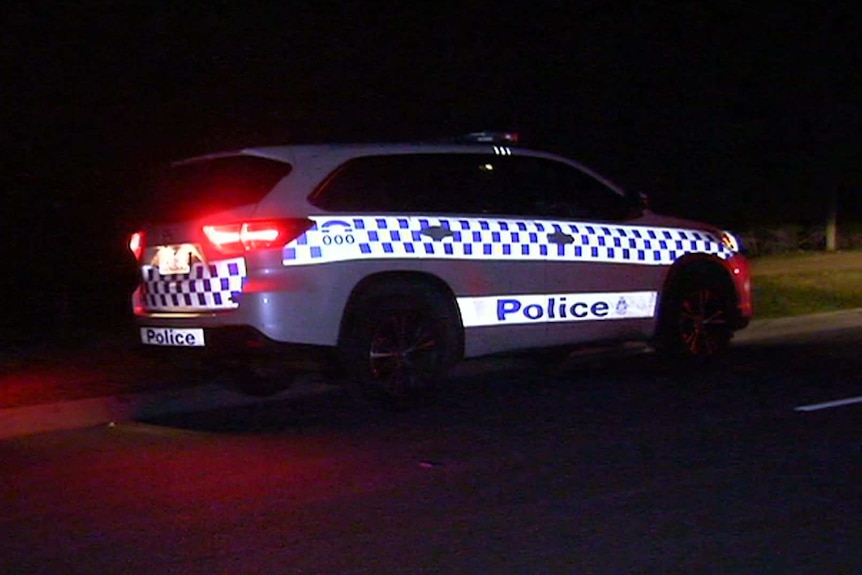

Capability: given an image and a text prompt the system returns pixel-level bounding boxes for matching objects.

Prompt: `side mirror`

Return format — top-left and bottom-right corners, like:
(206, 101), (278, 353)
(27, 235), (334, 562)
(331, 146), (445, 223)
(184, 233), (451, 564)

(624, 191), (648, 218)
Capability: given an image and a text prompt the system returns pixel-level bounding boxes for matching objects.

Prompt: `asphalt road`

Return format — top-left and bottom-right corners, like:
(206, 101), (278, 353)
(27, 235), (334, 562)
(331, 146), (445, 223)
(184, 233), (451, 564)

(2, 326), (861, 575)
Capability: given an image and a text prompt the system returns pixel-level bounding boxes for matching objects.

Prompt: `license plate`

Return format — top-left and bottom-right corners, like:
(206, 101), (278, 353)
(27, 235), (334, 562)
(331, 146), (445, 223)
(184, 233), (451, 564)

(154, 244), (204, 275)
(141, 327), (205, 347)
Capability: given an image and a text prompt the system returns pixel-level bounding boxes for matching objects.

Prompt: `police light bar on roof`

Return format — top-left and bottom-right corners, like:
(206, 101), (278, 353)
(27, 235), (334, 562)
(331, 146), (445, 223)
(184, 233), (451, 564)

(459, 131), (520, 145)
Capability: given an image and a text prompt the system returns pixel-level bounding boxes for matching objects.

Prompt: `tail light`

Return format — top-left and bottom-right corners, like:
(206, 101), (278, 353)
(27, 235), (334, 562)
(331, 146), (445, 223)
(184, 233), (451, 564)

(203, 218), (313, 255)
(129, 231), (145, 261)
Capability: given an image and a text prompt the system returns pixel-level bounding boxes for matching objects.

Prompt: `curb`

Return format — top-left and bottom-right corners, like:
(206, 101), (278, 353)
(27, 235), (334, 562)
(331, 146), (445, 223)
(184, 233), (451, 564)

(733, 308), (862, 343)
(0, 380), (336, 441)
(2, 309), (861, 440)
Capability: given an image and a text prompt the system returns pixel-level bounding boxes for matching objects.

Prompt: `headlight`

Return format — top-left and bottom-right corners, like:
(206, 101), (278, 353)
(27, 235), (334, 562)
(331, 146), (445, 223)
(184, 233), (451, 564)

(720, 230), (746, 254)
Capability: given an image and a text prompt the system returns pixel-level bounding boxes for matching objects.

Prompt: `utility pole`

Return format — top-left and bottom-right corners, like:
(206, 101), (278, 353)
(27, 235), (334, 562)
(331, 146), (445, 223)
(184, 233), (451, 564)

(826, 187), (837, 252)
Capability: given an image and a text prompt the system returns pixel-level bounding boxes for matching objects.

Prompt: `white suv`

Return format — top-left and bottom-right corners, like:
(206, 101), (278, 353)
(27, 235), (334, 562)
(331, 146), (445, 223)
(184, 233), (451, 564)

(129, 133), (752, 404)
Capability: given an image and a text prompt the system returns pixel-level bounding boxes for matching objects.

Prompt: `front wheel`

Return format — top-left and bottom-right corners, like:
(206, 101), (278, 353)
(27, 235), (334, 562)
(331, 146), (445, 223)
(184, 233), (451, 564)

(340, 281), (461, 408)
(659, 274), (734, 361)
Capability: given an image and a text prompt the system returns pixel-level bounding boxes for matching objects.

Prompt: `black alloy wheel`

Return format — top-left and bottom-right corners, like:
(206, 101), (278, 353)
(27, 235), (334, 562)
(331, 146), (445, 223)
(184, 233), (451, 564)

(342, 281), (460, 408)
(368, 307), (441, 401)
(660, 272), (734, 361)
(675, 285), (731, 358)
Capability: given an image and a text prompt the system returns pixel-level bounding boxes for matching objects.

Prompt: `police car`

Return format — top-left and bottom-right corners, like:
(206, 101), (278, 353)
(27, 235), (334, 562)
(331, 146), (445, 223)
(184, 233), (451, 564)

(129, 133), (752, 404)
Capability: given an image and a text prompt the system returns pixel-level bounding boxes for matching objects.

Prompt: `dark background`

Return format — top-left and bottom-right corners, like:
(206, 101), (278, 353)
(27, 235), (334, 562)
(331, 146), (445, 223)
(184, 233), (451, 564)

(1, 2), (860, 339)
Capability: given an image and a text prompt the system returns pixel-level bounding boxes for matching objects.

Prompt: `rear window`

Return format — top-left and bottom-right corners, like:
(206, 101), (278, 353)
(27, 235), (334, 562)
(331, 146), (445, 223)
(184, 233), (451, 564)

(142, 155), (292, 222)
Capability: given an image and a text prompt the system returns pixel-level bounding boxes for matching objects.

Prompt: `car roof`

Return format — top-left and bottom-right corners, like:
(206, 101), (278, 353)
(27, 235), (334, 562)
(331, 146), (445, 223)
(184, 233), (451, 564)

(171, 142), (629, 213)
(176, 143), (615, 185)
(177, 142), (561, 166)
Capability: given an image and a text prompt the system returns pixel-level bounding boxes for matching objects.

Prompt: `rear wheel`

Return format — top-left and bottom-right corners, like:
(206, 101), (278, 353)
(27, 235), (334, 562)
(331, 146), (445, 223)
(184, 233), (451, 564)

(340, 280), (461, 408)
(660, 272), (734, 360)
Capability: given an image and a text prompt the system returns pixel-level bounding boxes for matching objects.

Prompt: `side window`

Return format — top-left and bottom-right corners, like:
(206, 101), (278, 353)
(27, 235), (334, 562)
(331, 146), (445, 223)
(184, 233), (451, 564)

(310, 157), (405, 211)
(419, 156), (498, 213)
(310, 154), (521, 214)
(465, 157), (532, 215)
(508, 157), (631, 221)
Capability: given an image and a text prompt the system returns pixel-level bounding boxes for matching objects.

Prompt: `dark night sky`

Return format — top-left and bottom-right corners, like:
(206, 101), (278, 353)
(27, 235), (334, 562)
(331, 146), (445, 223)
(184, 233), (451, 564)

(3, 2), (860, 212)
(1, 1), (860, 332)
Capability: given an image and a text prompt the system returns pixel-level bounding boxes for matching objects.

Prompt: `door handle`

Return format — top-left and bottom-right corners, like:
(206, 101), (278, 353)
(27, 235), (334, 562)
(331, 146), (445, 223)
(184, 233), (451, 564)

(420, 226), (455, 241)
(547, 231), (574, 245)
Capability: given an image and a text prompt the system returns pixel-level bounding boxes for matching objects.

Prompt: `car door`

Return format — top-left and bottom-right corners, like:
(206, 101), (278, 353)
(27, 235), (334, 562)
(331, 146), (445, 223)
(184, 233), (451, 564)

(508, 156), (663, 347)
(308, 152), (551, 357)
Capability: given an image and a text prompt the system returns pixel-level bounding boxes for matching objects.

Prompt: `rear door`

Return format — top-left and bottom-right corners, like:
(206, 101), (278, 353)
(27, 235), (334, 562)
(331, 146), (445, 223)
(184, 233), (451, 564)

(308, 152), (552, 355)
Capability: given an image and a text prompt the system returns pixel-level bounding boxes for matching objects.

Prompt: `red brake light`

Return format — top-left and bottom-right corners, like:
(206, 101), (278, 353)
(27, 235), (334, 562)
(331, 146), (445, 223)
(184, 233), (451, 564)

(203, 219), (313, 254)
(129, 231), (145, 261)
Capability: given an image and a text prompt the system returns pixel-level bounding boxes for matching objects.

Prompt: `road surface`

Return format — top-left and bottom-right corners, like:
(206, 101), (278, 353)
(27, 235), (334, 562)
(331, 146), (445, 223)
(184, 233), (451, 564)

(2, 326), (861, 574)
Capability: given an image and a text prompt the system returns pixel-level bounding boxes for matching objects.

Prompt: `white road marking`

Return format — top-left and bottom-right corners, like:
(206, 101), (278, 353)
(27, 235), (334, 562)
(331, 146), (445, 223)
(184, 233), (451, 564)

(795, 396), (862, 412)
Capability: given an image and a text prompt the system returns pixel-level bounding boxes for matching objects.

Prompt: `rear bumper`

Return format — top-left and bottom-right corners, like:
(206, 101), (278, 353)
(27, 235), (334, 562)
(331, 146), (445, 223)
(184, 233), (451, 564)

(132, 285), (340, 346)
(134, 324), (336, 372)
(132, 283), (336, 360)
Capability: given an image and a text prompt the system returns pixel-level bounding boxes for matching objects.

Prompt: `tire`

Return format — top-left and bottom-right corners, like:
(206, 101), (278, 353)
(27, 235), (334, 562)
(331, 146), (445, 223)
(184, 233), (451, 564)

(340, 280), (461, 409)
(659, 271), (734, 361)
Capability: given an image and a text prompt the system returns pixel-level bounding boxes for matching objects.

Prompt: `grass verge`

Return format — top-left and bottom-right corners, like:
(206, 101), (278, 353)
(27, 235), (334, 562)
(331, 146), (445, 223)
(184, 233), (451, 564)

(750, 251), (862, 319)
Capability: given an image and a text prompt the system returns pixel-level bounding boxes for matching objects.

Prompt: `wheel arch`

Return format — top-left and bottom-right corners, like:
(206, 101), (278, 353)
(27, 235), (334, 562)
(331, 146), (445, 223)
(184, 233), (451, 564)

(337, 270), (465, 358)
(657, 254), (739, 333)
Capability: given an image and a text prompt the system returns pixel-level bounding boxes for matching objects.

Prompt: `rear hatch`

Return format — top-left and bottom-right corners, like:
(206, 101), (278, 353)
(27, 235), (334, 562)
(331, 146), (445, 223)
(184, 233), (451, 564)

(130, 154), (293, 313)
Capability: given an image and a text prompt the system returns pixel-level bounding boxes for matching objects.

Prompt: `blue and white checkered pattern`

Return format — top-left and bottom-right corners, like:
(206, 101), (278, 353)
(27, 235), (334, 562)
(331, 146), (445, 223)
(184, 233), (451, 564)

(141, 257), (246, 311)
(282, 216), (731, 267)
